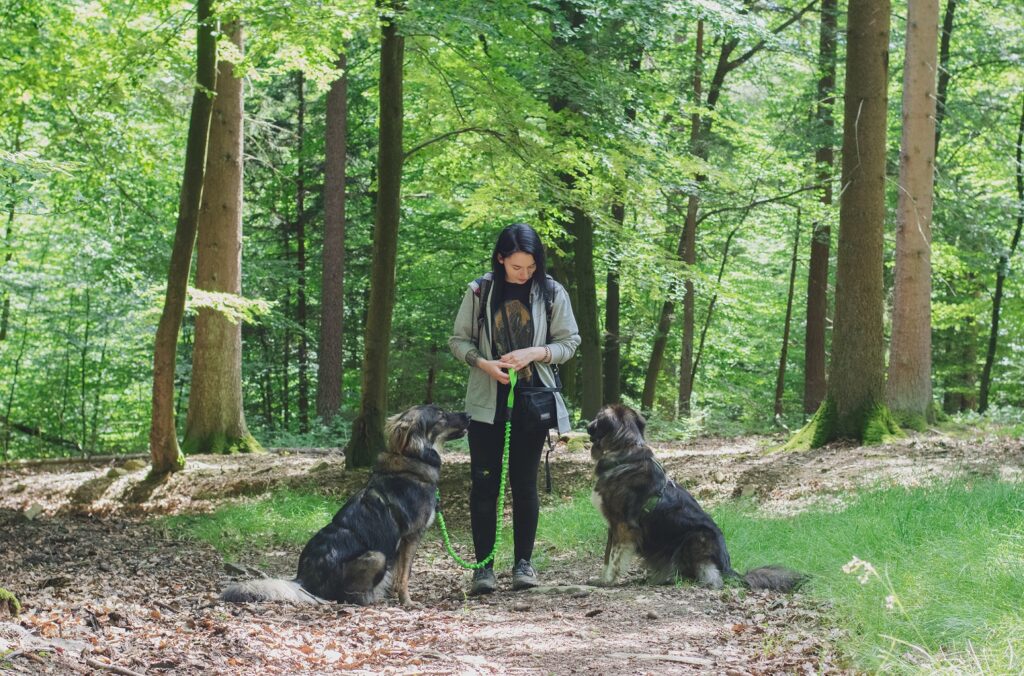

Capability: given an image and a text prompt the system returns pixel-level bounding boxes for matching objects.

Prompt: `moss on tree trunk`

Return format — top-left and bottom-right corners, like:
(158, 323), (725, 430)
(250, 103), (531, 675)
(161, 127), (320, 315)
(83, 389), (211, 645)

(181, 431), (263, 455)
(0, 587), (21, 616)
(786, 397), (901, 450)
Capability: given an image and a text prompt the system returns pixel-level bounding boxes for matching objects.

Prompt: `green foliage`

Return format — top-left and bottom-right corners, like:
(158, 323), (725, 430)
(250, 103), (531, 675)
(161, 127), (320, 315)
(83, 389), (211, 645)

(1, 0), (1022, 460)
(714, 480), (1024, 673)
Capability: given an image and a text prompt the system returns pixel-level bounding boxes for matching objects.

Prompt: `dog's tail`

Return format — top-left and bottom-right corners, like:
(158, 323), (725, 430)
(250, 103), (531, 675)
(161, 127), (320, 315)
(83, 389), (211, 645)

(741, 565), (806, 592)
(221, 578), (326, 605)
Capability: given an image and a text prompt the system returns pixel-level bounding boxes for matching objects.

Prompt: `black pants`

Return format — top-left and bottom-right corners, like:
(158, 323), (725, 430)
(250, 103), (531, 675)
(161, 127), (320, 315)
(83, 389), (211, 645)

(468, 420), (547, 567)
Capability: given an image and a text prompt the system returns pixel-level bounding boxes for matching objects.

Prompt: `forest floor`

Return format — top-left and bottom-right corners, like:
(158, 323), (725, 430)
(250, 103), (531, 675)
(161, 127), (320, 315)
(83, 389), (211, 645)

(1, 426), (1021, 675)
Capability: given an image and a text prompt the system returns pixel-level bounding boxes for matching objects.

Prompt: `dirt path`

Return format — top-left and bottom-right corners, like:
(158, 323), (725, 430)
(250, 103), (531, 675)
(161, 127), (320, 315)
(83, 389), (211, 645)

(1, 429), (1020, 674)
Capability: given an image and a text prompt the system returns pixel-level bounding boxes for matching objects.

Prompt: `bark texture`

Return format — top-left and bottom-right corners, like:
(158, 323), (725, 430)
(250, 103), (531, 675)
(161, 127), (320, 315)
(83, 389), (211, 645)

(803, 0), (837, 414)
(789, 0), (900, 448)
(346, 7), (403, 468)
(886, 0), (939, 428)
(182, 22), (261, 455)
(316, 53), (349, 424)
(149, 0), (217, 475)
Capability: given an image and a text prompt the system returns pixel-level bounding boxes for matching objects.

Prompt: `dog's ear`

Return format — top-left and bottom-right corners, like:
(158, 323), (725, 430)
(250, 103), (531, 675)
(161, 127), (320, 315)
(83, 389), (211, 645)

(385, 410), (416, 453)
(633, 409), (647, 438)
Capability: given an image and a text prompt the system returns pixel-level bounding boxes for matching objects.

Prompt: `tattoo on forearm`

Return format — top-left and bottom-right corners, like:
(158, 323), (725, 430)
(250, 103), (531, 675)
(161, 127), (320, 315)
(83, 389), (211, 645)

(466, 349), (482, 367)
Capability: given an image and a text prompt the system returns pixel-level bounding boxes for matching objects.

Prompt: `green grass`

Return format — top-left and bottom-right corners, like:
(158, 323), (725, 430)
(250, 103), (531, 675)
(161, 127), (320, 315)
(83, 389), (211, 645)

(713, 480), (1024, 674)
(165, 479), (1024, 673)
(161, 489), (339, 560)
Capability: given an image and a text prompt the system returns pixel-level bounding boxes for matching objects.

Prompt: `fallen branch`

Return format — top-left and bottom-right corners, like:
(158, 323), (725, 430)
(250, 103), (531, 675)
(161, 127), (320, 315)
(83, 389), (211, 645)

(83, 656), (146, 676)
(608, 652), (714, 667)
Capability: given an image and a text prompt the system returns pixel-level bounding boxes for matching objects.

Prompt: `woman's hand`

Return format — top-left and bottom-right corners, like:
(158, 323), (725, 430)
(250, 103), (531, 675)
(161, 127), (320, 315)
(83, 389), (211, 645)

(478, 359), (514, 385)
(500, 347), (546, 372)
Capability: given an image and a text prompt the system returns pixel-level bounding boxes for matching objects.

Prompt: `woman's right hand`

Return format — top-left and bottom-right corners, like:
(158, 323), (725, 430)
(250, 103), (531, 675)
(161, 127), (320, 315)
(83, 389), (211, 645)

(478, 359), (513, 385)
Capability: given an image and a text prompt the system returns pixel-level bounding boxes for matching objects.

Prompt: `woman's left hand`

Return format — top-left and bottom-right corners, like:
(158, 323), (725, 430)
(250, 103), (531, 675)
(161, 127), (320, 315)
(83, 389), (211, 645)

(500, 347), (546, 372)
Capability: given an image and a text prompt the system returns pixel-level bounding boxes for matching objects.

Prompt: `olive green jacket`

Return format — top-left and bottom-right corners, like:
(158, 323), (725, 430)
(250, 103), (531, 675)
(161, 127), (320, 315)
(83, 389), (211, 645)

(449, 274), (581, 432)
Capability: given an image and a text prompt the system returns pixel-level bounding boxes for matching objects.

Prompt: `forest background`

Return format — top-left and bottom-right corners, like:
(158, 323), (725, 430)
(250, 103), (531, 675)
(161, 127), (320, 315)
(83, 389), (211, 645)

(2, 0), (1023, 464)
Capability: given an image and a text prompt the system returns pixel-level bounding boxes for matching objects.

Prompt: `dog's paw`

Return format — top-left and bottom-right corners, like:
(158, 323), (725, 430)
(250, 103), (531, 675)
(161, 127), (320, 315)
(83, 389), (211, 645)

(587, 577), (616, 587)
(399, 597), (422, 609)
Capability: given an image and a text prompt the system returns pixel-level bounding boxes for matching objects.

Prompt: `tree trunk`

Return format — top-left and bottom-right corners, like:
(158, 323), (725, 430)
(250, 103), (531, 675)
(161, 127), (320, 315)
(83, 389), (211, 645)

(978, 96), (1024, 413)
(775, 219), (801, 420)
(788, 0), (899, 449)
(804, 0), (837, 414)
(316, 53), (349, 424)
(886, 0), (939, 428)
(571, 204), (603, 421)
(933, 0), (957, 156)
(295, 71), (311, 433)
(182, 21), (261, 456)
(149, 0), (217, 475)
(346, 5), (404, 468)
(0, 114), (20, 343)
(603, 216), (622, 405)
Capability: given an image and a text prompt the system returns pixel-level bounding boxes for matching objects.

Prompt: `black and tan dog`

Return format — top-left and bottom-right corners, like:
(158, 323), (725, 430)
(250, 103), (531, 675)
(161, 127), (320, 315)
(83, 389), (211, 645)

(222, 404), (470, 605)
(588, 404), (804, 591)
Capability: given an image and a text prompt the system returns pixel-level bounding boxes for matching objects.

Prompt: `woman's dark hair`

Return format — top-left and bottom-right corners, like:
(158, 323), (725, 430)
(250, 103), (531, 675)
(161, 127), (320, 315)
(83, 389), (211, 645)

(489, 223), (548, 313)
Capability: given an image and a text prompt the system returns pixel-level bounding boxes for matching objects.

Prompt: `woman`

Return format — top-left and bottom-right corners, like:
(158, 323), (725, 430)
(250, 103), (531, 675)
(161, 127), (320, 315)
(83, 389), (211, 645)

(449, 223), (581, 594)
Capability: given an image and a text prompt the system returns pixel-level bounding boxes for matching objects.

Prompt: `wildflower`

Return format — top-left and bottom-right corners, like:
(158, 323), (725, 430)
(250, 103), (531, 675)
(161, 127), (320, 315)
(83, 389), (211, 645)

(885, 594), (897, 610)
(842, 556), (879, 584)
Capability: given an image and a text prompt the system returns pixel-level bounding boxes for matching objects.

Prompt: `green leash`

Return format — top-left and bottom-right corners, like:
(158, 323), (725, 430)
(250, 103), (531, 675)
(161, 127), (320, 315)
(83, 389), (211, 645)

(435, 369), (516, 569)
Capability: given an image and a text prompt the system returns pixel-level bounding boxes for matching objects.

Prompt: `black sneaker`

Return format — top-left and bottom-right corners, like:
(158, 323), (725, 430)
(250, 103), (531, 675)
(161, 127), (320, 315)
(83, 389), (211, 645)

(511, 559), (539, 590)
(469, 567), (497, 596)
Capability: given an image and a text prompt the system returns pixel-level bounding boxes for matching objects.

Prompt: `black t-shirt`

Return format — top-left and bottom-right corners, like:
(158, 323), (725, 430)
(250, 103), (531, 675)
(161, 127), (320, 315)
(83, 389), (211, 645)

(493, 280), (539, 419)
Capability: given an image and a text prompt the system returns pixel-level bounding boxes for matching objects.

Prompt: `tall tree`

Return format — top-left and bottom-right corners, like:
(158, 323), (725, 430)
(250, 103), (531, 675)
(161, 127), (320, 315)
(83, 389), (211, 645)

(149, 0), (217, 475)
(295, 71), (310, 433)
(933, 0), (957, 155)
(316, 53), (349, 424)
(978, 96), (1024, 413)
(550, 0), (602, 421)
(804, 0), (838, 414)
(182, 21), (261, 455)
(887, 0), (940, 428)
(346, 4), (404, 468)
(788, 0), (900, 448)
(775, 218), (801, 420)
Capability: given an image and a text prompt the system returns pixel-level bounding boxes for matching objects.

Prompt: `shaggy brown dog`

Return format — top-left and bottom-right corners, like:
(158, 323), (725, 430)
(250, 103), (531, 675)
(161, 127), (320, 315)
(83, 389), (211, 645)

(222, 405), (470, 605)
(588, 404), (804, 591)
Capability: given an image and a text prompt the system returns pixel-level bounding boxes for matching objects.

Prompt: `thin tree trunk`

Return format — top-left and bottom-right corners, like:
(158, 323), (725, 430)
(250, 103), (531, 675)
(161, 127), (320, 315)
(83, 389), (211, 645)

(775, 219), (801, 420)
(0, 113), (20, 343)
(149, 0), (217, 475)
(80, 288), (91, 448)
(425, 343), (437, 404)
(295, 71), (310, 433)
(789, 0), (898, 448)
(978, 96), (1024, 413)
(316, 53), (349, 424)
(88, 335), (108, 452)
(691, 227), (739, 384)
(571, 204), (603, 420)
(934, 0), (957, 156)
(603, 223), (622, 404)
(804, 0), (837, 414)
(182, 21), (260, 455)
(347, 4), (404, 468)
(886, 0), (939, 427)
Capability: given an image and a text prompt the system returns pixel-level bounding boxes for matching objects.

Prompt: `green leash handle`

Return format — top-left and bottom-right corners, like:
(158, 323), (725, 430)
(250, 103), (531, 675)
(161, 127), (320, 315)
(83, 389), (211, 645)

(435, 369), (516, 569)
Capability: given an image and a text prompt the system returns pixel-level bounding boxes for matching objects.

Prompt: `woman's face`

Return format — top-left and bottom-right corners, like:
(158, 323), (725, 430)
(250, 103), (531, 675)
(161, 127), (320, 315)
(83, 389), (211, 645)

(497, 251), (536, 285)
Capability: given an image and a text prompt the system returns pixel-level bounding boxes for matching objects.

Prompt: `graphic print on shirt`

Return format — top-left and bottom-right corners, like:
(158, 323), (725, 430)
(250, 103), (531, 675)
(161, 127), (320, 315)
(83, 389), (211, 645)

(494, 297), (535, 385)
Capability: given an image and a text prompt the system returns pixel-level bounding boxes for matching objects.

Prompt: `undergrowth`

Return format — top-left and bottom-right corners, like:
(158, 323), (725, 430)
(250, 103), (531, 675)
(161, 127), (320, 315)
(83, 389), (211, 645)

(165, 479), (1023, 674)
